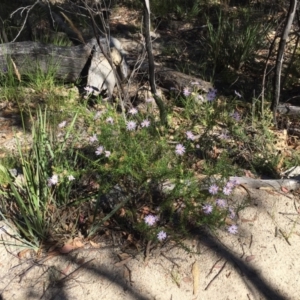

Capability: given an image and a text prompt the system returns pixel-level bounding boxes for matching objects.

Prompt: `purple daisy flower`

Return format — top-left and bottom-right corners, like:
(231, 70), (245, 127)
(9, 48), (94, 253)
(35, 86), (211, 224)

(203, 204), (213, 214)
(157, 230), (167, 241)
(144, 214), (157, 226)
(216, 199), (227, 208)
(175, 144), (186, 156)
(129, 108), (138, 115)
(206, 88), (217, 101)
(141, 119), (150, 128)
(89, 134), (98, 143)
(186, 131), (195, 141)
(223, 186), (232, 195)
(95, 146), (104, 155)
(228, 207), (236, 219)
(126, 121), (137, 131)
(183, 87), (191, 97)
(209, 184), (219, 195)
(230, 111), (241, 121)
(228, 224), (238, 234)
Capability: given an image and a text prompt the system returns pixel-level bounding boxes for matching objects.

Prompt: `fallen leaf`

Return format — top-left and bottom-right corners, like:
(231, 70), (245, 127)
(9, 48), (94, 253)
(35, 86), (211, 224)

(72, 237), (84, 249)
(18, 249), (33, 259)
(60, 244), (74, 254)
(245, 255), (256, 262)
(89, 241), (101, 248)
(115, 257), (132, 267)
(192, 261), (200, 295)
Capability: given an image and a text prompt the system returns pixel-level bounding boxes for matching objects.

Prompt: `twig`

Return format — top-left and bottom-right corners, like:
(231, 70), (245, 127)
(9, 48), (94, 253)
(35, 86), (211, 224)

(144, 240), (151, 264)
(272, 0), (298, 126)
(206, 257), (223, 278)
(84, 0), (128, 117)
(10, 0), (40, 42)
(278, 229), (291, 246)
(249, 234), (253, 249)
(161, 252), (180, 268)
(204, 261), (227, 291)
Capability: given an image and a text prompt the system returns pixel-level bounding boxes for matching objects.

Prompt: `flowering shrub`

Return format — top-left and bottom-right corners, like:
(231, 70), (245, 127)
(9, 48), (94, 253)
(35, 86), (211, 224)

(0, 83), (249, 250)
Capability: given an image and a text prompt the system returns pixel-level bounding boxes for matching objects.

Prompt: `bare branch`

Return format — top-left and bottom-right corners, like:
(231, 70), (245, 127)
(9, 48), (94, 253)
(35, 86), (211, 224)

(10, 0), (41, 42)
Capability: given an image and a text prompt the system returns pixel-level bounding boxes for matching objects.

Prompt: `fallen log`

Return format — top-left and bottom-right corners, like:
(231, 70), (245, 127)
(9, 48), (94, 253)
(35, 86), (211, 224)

(0, 37), (130, 97)
(0, 40), (93, 82)
(277, 104), (300, 116)
(0, 38), (213, 95)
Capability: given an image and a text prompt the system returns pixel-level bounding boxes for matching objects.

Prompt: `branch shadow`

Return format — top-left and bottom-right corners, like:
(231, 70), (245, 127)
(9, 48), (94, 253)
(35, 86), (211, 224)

(192, 228), (286, 300)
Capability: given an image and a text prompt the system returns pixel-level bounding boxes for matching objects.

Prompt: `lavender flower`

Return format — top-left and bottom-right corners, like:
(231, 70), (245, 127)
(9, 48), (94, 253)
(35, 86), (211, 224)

(141, 119), (151, 128)
(48, 174), (58, 186)
(157, 230), (167, 241)
(223, 186), (232, 196)
(195, 144), (200, 149)
(186, 131), (195, 141)
(144, 214), (157, 226)
(175, 144), (186, 156)
(129, 108), (138, 115)
(216, 199), (227, 208)
(209, 184), (219, 195)
(234, 90), (242, 98)
(146, 97), (154, 102)
(68, 175), (75, 181)
(228, 224), (238, 234)
(126, 121), (137, 131)
(228, 207), (236, 219)
(106, 117), (114, 124)
(95, 146), (104, 155)
(203, 204), (213, 214)
(58, 121), (67, 128)
(206, 88), (217, 101)
(89, 134), (98, 143)
(105, 151), (111, 158)
(230, 111), (241, 121)
(183, 87), (191, 97)
(225, 180), (238, 189)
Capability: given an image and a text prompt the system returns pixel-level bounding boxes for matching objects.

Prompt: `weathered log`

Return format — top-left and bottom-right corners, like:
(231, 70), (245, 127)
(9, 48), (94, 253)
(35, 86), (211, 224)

(0, 37), (212, 95)
(0, 37), (126, 83)
(277, 104), (300, 116)
(0, 40), (92, 82)
(154, 65), (212, 92)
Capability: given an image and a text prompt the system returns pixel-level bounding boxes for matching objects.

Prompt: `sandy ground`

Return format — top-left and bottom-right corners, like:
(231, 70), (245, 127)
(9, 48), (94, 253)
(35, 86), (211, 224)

(0, 185), (300, 300)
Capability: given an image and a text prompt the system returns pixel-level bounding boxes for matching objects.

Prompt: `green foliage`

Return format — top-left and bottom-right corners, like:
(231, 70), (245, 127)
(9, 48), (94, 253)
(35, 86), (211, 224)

(201, 9), (271, 76)
(0, 107), (79, 248)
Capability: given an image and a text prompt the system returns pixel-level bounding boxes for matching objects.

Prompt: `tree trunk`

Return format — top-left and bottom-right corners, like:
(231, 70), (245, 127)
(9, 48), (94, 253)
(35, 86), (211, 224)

(272, 0), (298, 126)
